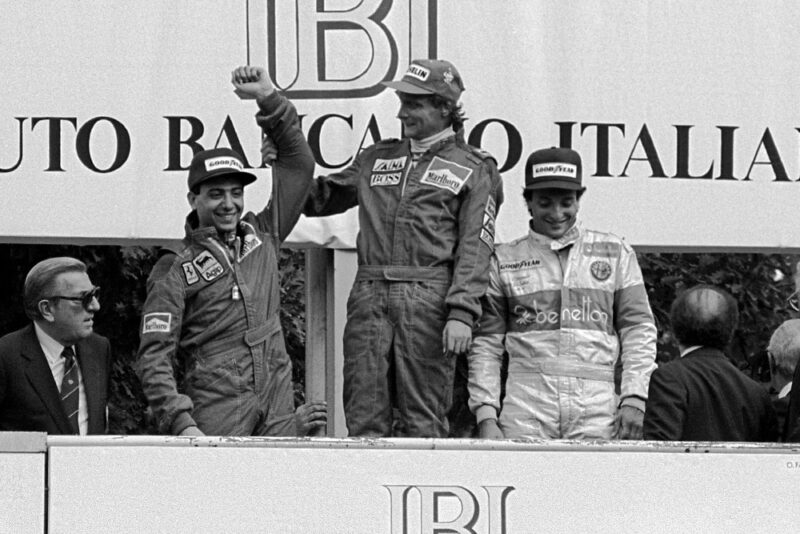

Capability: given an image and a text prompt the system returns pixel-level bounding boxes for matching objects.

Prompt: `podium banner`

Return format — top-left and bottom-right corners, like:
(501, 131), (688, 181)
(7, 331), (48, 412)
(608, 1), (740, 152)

(2, 1), (799, 250)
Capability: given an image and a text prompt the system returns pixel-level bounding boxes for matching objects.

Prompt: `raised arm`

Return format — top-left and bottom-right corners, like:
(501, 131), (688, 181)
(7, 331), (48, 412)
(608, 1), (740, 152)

(231, 66), (315, 242)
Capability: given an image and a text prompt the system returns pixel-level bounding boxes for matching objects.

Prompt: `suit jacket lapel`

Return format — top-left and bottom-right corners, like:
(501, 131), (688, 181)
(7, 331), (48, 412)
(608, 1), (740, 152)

(20, 324), (73, 434)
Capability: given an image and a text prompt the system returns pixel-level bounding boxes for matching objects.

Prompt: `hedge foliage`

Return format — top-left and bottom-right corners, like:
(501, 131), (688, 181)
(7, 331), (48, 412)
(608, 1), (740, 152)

(0, 244), (795, 434)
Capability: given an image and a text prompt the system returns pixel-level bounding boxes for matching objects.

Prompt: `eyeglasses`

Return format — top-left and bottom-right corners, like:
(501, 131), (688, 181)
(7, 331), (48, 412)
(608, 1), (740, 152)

(45, 286), (101, 310)
(788, 290), (799, 313)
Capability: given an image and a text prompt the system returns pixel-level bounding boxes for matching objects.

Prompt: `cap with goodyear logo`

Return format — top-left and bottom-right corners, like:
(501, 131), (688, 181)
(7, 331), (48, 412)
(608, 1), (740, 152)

(382, 59), (465, 103)
(524, 147), (583, 191)
(187, 147), (257, 191)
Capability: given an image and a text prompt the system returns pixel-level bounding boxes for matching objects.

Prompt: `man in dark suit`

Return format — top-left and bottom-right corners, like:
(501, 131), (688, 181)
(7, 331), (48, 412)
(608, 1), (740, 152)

(643, 284), (778, 442)
(766, 319), (800, 440)
(0, 257), (111, 434)
(783, 261), (800, 441)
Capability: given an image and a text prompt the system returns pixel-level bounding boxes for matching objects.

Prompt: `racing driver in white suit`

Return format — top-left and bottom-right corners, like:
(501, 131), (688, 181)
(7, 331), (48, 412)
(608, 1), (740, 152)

(468, 147), (656, 440)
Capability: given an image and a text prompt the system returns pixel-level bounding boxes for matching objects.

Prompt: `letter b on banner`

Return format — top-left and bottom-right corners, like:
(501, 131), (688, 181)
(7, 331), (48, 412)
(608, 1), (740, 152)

(267, 0), (437, 98)
(385, 485), (515, 534)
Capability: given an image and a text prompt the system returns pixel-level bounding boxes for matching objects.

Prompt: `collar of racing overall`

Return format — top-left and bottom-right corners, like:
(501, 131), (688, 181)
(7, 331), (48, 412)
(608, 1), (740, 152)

(184, 210), (241, 248)
(409, 128), (455, 164)
(528, 221), (582, 251)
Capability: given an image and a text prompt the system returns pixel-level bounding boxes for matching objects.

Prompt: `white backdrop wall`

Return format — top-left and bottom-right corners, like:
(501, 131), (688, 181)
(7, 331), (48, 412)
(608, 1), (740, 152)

(1, 1), (799, 250)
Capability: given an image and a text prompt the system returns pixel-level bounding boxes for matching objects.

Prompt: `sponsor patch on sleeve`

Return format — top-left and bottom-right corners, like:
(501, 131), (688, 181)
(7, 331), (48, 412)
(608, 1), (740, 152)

(480, 196), (497, 247)
(485, 195), (497, 219)
(181, 262), (199, 285)
(419, 156), (472, 194)
(142, 312), (172, 334)
(192, 250), (225, 282)
(480, 228), (495, 248)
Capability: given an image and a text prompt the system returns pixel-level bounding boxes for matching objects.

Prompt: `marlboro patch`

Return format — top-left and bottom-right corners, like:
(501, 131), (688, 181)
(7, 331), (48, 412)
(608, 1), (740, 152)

(142, 313), (171, 334)
(419, 156), (472, 194)
(192, 250), (224, 282)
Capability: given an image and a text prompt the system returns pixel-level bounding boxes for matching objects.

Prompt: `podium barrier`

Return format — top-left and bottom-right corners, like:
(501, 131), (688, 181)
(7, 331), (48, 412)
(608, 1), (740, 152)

(0, 432), (46, 534)
(35, 435), (800, 533)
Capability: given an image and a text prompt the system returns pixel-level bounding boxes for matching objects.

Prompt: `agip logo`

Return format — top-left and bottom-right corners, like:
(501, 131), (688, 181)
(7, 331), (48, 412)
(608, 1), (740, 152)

(266, 0), (438, 98)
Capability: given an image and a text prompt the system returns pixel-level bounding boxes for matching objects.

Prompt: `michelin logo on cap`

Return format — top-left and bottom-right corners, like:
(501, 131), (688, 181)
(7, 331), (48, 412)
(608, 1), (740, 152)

(406, 64), (431, 82)
(532, 163), (577, 179)
(205, 157), (244, 173)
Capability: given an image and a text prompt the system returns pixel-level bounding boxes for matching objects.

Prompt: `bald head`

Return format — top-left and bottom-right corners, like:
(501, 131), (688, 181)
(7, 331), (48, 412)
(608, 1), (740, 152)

(670, 285), (739, 351)
(768, 319), (800, 379)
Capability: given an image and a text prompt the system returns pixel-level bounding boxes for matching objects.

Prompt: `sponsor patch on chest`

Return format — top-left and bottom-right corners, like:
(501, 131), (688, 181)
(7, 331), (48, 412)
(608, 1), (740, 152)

(373, 157), (407, 172)
(142, 312), (171, 334)
(590, 260), (613, 281)
(583, 241), (621, 257)
(500, 259), (542, 272)
(370, 172), (402, 187)
(192, 250), (225, 282)
(370, 157), (407, 187)
(181, 262), (199, 285)
(419, 156), (472, 194)
(240, 231), (262, 260)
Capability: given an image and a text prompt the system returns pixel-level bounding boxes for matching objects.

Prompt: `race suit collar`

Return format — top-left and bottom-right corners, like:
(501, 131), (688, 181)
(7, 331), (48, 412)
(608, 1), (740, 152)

(185, 210), (238, 244)
(409, 127), (455, 155)
(184, 211), (263, 262)
(528, 221), (582, 251)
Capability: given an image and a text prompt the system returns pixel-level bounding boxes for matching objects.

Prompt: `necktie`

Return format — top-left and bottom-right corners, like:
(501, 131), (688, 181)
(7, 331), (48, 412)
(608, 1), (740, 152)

(60, 346), (80, 434)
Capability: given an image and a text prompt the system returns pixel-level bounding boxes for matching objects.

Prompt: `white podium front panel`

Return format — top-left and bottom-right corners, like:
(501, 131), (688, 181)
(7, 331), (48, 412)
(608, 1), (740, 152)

(46, 437), (800, 534)
(0, 432), (46, 534)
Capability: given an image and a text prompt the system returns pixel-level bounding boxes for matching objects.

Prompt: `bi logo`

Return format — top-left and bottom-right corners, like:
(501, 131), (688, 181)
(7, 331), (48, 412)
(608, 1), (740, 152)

(266, 0), (437, 98)
(384, 484), (515, 534)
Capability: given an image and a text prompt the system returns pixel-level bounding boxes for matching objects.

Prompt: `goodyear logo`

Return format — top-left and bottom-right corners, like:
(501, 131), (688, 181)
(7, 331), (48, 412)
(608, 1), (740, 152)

(500, 259), (541, 272)
(532, 163), (577, 178)
(204, 156), (244, 173)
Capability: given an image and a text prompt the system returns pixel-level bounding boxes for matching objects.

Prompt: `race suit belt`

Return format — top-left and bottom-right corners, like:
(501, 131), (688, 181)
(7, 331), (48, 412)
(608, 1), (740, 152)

(515, 359), (615, 382)
(355, 265), (451, 282)
(194, 314), (282, 359)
